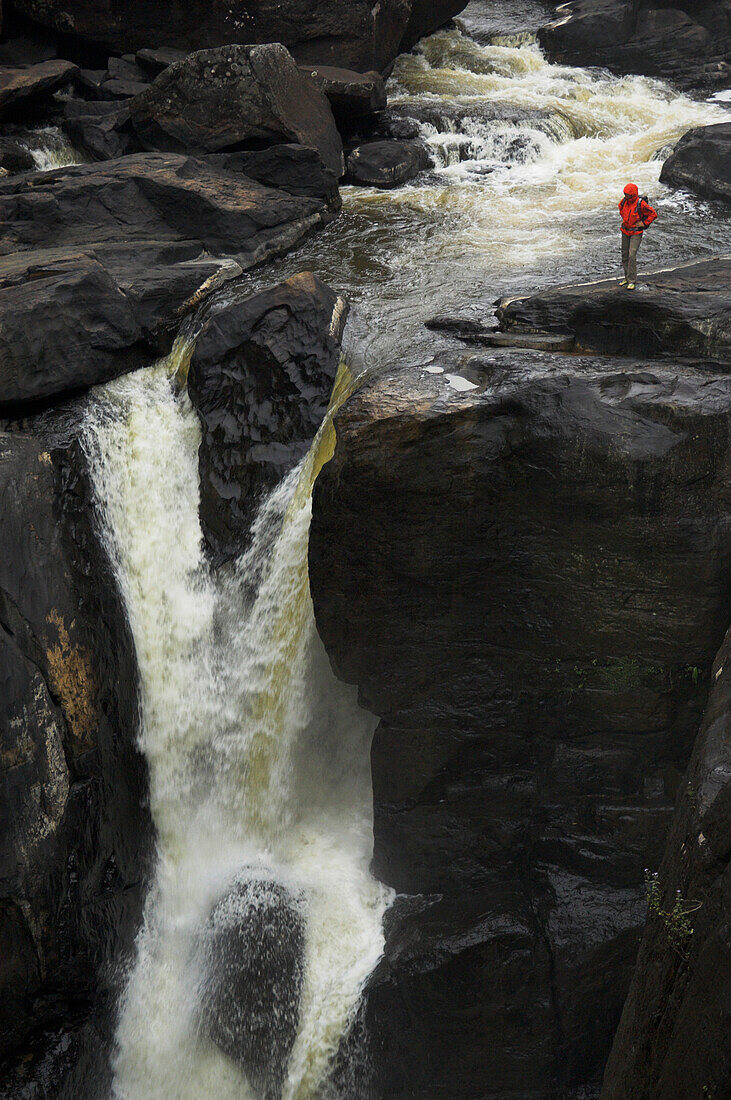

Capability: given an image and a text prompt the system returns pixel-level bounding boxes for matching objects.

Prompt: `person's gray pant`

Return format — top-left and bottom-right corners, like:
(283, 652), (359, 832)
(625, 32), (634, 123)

(621, 232), (642, 282)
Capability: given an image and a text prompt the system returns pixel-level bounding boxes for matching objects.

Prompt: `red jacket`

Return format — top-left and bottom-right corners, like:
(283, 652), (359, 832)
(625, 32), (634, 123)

(619, 194), (657, 236)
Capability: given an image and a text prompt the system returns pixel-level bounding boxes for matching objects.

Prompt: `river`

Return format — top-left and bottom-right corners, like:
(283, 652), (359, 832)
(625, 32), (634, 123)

(81, 3), (729, 1098)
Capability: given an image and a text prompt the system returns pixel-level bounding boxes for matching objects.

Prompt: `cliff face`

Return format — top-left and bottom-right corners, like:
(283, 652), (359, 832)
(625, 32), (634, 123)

(601, 627), (730, 1100)
(0, 425), (153, 1093)
(309, 350), (731, 1096)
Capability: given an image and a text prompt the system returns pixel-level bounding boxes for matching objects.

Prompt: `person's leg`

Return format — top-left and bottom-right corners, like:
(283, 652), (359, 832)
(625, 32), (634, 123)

(621, 233), (629, 281)
(628, 233), (642, 284)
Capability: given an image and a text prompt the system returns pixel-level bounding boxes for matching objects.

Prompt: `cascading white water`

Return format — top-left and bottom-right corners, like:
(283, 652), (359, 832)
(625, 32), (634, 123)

(83, 348), (391, 1100)
(18, 125), (84, 170)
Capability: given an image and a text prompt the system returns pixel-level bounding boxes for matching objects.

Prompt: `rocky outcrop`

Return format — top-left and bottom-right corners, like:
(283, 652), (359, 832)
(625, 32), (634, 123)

(309, 351), (731, 1096)
(196, 876), (305, 1100)
(0, 58), (77, 116)
(206, 145), (340, 207)
(62, 99), (135, 160)
(601, 627), (731, 1100)
(299, 65), (386, 127)
(496, 256), (731, 364)
(400, 0), (470, 51)
(11, 0), (412, 73)
(130, 44), (344, 177)
(0, 153), (336, 409)
(660, 123), (731, 205)
(346, 140), (431, 187)
(188, 271), (348, 564)
(540, 1), (731, 93)
(0, 426), (152, 1085)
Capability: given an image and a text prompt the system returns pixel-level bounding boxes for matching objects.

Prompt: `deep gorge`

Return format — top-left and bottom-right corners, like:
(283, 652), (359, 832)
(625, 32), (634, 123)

(0, 2), (729, 1098)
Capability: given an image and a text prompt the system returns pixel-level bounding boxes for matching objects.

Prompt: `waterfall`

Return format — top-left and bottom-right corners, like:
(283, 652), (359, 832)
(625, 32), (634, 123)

(18, 125), (85, 170)
(83, 345), (391, 1100)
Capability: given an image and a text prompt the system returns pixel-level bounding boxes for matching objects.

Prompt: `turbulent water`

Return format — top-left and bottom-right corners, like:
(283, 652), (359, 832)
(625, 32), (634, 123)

(84, 352), (390, 1100)
(80, 3), (729, 1097)
(17, 125), (84, 169)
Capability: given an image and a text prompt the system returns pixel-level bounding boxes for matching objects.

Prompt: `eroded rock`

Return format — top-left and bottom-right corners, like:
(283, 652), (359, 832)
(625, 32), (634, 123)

(188, 271), (348, 564)
(601, 627), (731, 1100)
(346, 140), (431, 187)
(196, 876), (305, 1100)
(309, 351), (731, 1096)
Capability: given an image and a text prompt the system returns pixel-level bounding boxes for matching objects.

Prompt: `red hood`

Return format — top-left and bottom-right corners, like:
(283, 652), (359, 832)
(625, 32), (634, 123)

(623, 183), (639, 199)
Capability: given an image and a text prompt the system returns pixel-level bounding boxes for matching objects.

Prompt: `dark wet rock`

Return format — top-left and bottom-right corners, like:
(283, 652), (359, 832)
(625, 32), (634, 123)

(0, 37), (57, 67)
(197, 876), (305, 1100)
(0, 427), (153, 1075)
(0, 135), (36, 172)
(299, 64), (386, 125)
(135, 46), (187, 78)
(100, 75), (150, 99)
(346, 139), (431, 187)
(540, 1), (731, 93)
(601, 627), (731, 1100)
(660, 122), (731, 205)
(188, 270), (348, 564)
(309, 352), (731, 1096)
(496, 256), (731, 364)
(0, 251), (144, 408)
(0, 153), (333, 408)
(401, 0), (471, 51)
(0, 58), (78, 116)
(130, 43), (344, 177)
(105, 55), (146, 84)
(62, 98), (135, 160)
(205, 144), (340, 208)
(11, 0), (413, 72)
(73, 66), (109, 96)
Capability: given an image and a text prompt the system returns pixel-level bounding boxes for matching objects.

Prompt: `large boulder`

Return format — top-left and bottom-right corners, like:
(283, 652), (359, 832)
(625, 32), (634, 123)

(298, 64), (386, 127)
(11, 0), (413, 72)
(0, 58), (78, 116)
(346, 140), (431, 187)
(0, 427), (152, 1081)
(601, 627), (731, 1100)
(196, 876), (305, 1100)
(496, 256), (731, 364)
(309, 350), (731, 1096)
(0, 153), (335, 409)
(187, 271), (348, 564)
(540, 1), (731, 93)
(130, 44), (344, 177)
(660, 122), (731, 205)
(206, 145), (340, 207)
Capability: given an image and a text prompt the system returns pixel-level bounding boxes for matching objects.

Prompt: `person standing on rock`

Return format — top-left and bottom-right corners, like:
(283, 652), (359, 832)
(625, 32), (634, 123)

(619, 183), (657, 289)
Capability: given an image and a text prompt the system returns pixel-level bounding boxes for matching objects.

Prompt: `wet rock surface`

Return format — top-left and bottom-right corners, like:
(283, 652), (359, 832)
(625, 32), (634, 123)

(346, 139), (431, 187)
(0, 153), (334, 409)
(196, 876), (305, 1100)
(188, 270), (348, 564)
(600, 626), (731, 1100)
(660, 122), (731, 205)
(130, 44), (344, 177)
(10, 0), (416, 72)
(206, 145), (340, 207)
(540, 0), (731, 93)
(496, 256), (731, 364)
(310, 351), (731, 1097)
(0, 425), (153, 1089)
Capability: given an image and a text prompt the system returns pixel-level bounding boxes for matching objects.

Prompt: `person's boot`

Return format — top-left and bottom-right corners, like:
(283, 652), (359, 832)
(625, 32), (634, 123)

(627, 282), (636, 289)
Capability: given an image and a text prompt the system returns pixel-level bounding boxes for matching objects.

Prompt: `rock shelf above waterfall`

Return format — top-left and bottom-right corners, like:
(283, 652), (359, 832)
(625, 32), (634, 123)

(495, 256), (731, 364)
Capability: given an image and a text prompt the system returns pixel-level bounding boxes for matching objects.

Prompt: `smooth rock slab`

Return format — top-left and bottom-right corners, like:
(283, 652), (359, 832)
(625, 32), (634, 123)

(660, 122), (731, 204)
(496, 256), (731, 363)
(130, 43), (344, 175)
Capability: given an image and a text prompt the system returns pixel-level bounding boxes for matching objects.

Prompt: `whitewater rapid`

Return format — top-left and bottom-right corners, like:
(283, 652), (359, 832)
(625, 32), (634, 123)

(84, 351), (390, 1100)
